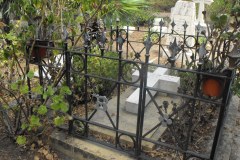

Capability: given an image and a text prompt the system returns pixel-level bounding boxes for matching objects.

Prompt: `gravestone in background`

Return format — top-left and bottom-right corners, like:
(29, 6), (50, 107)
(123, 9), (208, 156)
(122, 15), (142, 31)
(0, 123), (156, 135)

(193, 0), (214, 35)
(167, 0), (197, 65)
(193, 0), (214, 25)
(168, 0), (196, 43)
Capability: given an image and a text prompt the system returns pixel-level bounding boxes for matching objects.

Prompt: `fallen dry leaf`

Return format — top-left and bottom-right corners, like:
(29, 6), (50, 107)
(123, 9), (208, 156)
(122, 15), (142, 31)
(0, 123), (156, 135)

(46, 153), (54, 160)
(34, 155), (40, 160)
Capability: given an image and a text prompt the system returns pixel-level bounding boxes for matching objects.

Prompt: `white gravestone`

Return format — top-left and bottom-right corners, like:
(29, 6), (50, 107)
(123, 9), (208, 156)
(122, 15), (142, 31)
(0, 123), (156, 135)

(167, 1), (196, 65)
(125, 67), (180, 114)
(151, 18), (168, 34)
(193, 0), (214, 25)
(169, 0), (196, 37)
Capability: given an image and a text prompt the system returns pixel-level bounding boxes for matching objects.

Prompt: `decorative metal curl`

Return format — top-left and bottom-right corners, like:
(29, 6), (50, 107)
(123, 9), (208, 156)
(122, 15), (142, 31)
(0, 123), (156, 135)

(143, 35), (153, 55)
(93, 94), (108, 112)
(159, 114), (173, 127)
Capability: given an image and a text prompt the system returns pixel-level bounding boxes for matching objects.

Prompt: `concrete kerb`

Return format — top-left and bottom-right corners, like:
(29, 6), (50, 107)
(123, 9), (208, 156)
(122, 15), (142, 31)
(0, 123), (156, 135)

(50, 130), (136, 160)
(213, 95), (240, 160)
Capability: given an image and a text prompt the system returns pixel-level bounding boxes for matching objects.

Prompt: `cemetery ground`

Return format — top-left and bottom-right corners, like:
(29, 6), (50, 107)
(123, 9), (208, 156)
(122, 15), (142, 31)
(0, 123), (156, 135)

(0, 122), (70, 160)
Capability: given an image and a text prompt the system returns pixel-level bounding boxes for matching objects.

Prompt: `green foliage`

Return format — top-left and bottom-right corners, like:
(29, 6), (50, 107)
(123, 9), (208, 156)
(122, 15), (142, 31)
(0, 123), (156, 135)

(27, 71), (34, 79)
(21, 123), (28, 130)
(207, 0), (233, 18)
(148, 0), (177, 12)
(32, 84), (43, 94)
(29, 115), (41, 128)
(72, 48), (119, 98)
(54, 116), (65, 126)
(43, 86), (54, 99)
(60, 86), (72, 95)
(20, 85), (29, 94)
(178, 71), (196, 95)
(210, 14), (228, 29)
(16, 136), (27, 145)
(103, 0), (149, 26)
(37, 105), (48, 115)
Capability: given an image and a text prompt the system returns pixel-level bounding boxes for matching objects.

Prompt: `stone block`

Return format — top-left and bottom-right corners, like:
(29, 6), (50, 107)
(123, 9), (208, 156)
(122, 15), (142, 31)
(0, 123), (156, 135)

(126, 67), (180, 114)
(158, 75), (180, 93)
(125, 75), (159, 114)
(132, 67), (169, 83)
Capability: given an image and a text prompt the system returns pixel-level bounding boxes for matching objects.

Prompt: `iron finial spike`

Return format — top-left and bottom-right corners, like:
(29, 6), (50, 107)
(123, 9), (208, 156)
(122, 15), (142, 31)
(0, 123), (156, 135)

(159, 19), (164, 27)
(183, 21), (188, 30)
(143, 35), (153, 55)
(171, 20), (176, 28)
(196, 22), (201, 31)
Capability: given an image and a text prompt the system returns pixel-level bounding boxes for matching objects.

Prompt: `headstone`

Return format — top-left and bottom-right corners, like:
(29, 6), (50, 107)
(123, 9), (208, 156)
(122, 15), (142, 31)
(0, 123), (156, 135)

(169, 0), (196, 36)
(125, 67), (180, 114)
(166, 0), (197, 65)
(192, 0), (214, 35)
(193, 0), (214, 25)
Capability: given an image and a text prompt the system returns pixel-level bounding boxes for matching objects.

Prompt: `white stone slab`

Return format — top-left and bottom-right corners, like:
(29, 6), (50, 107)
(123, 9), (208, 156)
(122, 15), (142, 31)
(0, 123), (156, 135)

(150, 26), (168, 34)
(153, 18), (164, 26)
(122, 26), (135, 34)
(132, 67), (169, 83)
(153, 67), (170, 76)
(125, 75), (160, 114)
(126, 67), (180, 114)
(158, 75), (180, 92)
(34, 54), (64, 80)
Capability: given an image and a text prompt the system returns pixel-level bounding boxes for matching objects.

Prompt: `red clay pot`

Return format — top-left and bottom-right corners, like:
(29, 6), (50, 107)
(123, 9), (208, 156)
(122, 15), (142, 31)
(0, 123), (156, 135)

(28, 40), (49, 59)
(202, 77), (224, 97)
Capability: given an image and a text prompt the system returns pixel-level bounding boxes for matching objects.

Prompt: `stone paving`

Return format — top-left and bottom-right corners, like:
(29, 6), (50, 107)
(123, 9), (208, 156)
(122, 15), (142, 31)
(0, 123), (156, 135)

(214, 96), (240, 160)
(230, 100), (240, 160)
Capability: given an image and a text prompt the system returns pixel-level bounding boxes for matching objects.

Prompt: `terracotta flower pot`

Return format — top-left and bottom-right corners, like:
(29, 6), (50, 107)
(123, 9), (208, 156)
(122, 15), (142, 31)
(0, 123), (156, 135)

(28, 40), (49, 59)
(201, 76), (225, 97)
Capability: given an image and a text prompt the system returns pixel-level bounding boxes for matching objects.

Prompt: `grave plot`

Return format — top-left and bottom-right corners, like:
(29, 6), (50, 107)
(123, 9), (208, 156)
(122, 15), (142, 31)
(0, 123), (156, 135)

(89, 66), (182, 150)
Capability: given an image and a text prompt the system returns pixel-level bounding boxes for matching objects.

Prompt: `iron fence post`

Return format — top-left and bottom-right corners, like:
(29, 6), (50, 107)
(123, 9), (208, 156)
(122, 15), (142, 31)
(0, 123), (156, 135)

(26, 46), (32, 100)
(136, 35), (152, 156)
(158, 20), (164, 65)
(115, 48), (122, 148)
(210, 69), (235, 159)
(64, 42), (73, 134)
(84, 44), (89, 137)
(126, 25), (129, 59)
(182, 22), (187, 68)
(183, 63), (202, 159)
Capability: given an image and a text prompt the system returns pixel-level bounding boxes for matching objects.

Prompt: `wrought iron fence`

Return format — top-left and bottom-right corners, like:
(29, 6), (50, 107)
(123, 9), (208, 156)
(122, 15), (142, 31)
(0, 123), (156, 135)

(27, 21), (236, 160)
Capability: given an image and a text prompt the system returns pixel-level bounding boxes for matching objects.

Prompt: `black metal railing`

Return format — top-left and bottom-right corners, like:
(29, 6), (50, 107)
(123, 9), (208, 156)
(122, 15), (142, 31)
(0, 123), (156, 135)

(27, 22), (236, 160)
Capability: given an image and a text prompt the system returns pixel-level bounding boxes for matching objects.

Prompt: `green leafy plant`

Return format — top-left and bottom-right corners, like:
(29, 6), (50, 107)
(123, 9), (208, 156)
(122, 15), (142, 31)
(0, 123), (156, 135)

(72, 47), (119, 102)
